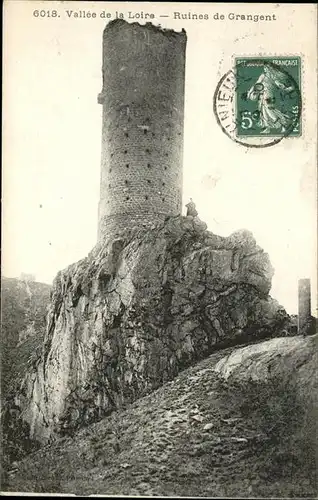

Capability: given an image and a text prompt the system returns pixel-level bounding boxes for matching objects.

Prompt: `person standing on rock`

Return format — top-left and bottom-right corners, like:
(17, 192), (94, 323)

(186, 198), (198, 217)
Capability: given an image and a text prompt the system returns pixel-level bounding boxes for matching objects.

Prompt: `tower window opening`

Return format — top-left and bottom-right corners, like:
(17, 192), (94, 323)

(111, 153), (114, 158)
(125, 132), (129, 138)
(124, 150), (128, 154)
(126, 164), (129, 168)
(162, 197), (165, 202)
(162, 182), (165, 186)
(126, 196), (130, 201)
(145, 195), (148, 200)
(125, 180), (128, 185)
(147, 180), (151, 184)
(146, 148), (150, 154)
(147, 163), (151, 168)
(164, 166), (167, 170)
(144, 129), (147, 135)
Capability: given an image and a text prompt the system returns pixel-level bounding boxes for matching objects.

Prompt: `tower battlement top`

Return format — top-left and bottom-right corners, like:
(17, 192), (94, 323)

(103, 18), (187, 40)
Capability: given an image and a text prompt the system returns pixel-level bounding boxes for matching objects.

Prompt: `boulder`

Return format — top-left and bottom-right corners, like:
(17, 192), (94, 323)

(213, 334), (318, 393)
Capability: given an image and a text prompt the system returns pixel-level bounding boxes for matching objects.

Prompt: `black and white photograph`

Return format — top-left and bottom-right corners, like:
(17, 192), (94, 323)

(1, 1), (317, 496)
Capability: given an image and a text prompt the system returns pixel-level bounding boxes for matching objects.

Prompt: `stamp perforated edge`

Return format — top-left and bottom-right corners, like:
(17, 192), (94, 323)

(231, 53), (305, 139)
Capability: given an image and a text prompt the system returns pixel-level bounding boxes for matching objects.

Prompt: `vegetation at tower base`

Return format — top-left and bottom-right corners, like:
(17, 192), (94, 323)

(14, 215), (292, 443)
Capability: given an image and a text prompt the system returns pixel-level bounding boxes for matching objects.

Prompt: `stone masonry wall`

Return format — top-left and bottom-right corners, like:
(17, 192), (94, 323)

(97, 20), (187, 242)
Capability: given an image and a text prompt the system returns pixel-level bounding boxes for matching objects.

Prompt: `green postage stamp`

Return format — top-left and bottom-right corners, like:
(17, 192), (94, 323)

(235, 56), (301, 138)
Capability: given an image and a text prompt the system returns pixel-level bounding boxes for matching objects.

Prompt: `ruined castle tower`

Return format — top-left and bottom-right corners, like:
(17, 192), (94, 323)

(97, 20), (187, 242)
(298, 278), (311, 335)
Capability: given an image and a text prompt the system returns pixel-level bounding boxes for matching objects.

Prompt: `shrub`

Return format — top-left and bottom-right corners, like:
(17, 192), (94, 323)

(217, 374), (317, 486)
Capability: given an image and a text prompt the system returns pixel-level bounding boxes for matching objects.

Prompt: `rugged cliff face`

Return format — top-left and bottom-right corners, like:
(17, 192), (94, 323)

(18, 215), (288, 442)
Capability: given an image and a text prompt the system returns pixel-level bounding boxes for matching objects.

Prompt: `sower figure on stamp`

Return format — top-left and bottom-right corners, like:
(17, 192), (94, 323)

(186, 198), (198, 217)
(247, 64), (296, 134)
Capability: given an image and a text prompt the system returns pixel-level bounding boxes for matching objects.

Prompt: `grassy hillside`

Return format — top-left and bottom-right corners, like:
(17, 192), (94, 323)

(4, 338), (316, 497)
(1, 277), (51, 399)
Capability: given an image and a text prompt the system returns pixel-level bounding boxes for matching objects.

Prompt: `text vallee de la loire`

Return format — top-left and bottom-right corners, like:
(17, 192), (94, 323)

(63, 10), (277, 22)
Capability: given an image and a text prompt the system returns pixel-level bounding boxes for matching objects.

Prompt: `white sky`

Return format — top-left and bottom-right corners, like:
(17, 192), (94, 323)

(2, 1), (317, 315)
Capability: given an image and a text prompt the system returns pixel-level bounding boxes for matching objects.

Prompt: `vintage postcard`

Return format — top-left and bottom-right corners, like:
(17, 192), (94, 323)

(1, 1), (317, 497)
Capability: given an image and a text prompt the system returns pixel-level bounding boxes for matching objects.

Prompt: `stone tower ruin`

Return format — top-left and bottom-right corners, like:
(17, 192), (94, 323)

(97, 20), (187, 242)
(298, 278), (311, 335)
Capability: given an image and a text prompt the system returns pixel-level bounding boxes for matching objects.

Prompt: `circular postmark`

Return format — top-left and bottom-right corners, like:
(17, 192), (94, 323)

(213, 58), (302, 148)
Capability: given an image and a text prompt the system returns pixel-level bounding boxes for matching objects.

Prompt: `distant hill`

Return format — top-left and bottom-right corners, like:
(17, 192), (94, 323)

(1, 277), (51, 400)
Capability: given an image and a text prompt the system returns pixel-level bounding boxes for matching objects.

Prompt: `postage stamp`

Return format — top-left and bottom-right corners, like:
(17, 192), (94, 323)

(214, 56), (302, 148)
(235, 57), (301, 137)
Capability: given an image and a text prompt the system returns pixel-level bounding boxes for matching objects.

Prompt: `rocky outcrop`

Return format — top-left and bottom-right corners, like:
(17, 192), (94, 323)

(213, 334), (318, 399)
(17, 215), (288, 442)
